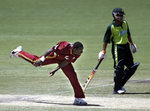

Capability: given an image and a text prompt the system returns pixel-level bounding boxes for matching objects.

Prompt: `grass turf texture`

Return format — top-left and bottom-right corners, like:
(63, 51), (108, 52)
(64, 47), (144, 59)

(0, 0), (150, 110)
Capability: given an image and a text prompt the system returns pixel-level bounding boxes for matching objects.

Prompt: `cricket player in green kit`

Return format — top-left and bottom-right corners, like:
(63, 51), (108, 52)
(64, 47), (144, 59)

(98, 8), (140, 94)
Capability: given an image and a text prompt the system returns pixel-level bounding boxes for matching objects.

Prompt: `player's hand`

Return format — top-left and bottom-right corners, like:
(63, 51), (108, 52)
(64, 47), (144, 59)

(49, 69), (57, 77)
(98, 50), (106, 60)
(131, 44), (137, 53)
(33, 60), (43, 67)
(49, 66), (60, 77)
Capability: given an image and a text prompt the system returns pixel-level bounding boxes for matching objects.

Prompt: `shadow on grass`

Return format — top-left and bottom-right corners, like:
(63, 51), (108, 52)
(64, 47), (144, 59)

(26, 100), (101, 107)
(125, 92), (150, 94)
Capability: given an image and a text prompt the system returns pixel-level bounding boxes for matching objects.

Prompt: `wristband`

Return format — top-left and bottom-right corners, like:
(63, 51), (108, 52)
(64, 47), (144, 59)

(40, 56), (46, 62)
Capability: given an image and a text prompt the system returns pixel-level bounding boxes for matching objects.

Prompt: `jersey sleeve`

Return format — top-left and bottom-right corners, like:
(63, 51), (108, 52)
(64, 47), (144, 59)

(103, 25), (112, 43)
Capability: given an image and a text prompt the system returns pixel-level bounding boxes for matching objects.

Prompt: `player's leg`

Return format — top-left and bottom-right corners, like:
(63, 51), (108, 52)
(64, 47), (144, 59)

(112, 44), (126, 94)
(121, 49), (140, 87)
(18, 50), (41, 64)
(121, 63), (140, 87)
(61, 63), (87, 105)
(113, 59), (125, 94)
(10, 46), (57, 65)
(10, 46), (40, 64)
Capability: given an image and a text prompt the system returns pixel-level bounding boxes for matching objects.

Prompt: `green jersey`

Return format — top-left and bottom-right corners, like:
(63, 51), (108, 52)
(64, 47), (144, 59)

(103, 20), (130, 45)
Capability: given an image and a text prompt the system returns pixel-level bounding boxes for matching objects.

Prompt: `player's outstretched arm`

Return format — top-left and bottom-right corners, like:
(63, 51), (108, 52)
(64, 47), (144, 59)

(49, 60), (69, 77)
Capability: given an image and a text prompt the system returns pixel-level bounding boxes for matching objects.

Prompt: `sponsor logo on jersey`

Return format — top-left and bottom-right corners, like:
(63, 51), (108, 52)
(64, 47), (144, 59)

(120, 29), (127, 36)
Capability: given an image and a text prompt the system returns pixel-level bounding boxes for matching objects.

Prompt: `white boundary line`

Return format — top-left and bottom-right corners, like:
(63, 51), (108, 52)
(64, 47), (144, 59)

(85, 79), (150, 90)
(55, 79), (150, 94)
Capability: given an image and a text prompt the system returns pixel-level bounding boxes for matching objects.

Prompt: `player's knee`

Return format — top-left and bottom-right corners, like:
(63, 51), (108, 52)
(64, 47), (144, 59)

(125, 62), (140, 75)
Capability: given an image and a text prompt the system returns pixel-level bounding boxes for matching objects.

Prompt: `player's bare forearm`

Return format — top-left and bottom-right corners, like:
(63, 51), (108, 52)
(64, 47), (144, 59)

(49, 60), (69, 77)
(49, 66), (60, 77)
(128, 35), (134, 44)
(102, 42), (108, 52)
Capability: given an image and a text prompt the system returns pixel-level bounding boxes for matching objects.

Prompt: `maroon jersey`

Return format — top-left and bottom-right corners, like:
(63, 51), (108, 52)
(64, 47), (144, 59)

(48, 41), (80, 63)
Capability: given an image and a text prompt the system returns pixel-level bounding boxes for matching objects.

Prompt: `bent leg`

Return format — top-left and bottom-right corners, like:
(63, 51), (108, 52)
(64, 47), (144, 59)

(121, 49), (139, 87)
(121, 62), (140, 87)
(61, 63), (85, 98)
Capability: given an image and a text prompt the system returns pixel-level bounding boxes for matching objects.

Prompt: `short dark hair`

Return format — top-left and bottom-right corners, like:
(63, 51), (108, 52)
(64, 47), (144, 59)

(73, 42), (84, 49)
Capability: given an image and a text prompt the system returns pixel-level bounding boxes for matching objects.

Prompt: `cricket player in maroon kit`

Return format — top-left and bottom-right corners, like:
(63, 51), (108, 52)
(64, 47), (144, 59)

(10, 41), (87, 105)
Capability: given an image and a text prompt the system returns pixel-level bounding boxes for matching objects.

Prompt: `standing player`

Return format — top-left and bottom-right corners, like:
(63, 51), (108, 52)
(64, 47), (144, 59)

(10, 41), (87, 105)
(98, 8), (140, 94)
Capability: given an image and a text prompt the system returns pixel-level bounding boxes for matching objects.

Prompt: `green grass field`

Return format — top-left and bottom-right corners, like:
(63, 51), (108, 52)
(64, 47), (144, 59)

(0, 0), (150, 110)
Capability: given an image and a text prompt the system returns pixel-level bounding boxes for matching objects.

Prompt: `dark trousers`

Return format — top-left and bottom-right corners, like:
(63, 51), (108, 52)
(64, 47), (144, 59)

(112, 43), (134, 91)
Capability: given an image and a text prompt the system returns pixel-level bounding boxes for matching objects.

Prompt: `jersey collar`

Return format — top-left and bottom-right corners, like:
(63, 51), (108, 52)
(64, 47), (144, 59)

(70, 44), (74, 55)
(113, 20), (123, 27)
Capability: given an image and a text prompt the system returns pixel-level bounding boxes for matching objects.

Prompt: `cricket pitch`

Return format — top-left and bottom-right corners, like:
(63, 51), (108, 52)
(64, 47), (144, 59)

(0, 94), (150, 109)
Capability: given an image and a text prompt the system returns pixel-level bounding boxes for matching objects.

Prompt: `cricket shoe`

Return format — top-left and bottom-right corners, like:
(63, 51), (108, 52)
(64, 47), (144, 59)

(121, 87), (126, 93)
(10, 46), (23, 58)
(73, 98), (87, 105)
(113, 88), (126, 94)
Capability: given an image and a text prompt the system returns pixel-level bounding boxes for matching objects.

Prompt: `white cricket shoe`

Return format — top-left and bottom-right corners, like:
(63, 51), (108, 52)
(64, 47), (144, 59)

(10, 46), (23, 58)
(73, 98), (87, 105)
(121, 87), (126, 93)
(113, 88), (126, 94)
